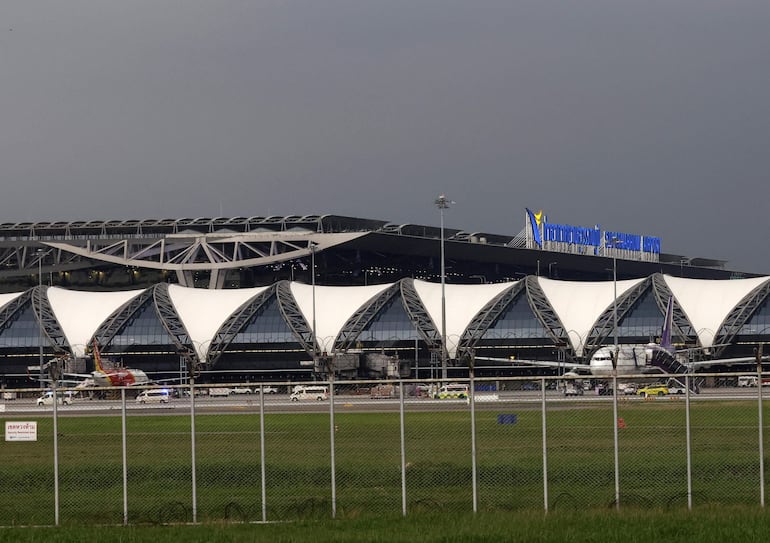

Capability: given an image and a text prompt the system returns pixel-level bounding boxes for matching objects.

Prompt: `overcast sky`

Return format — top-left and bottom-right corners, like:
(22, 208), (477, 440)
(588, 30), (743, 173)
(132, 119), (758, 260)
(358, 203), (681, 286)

(1, 1), (768, 273)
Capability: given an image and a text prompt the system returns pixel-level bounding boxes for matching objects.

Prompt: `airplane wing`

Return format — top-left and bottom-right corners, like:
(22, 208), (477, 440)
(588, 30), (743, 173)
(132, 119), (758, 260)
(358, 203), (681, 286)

(673, 343), (732, 356)
(62, 372), (94, 379)
(28, 365), (91, 381)
(685, 355), (770, 369)
(152, 377), (191, 385)
(474, 356), (592, 372)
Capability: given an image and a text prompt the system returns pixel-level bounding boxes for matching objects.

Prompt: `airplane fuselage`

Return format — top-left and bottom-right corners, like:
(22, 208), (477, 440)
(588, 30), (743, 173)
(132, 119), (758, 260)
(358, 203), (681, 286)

(92, 368), (150, 387)
(588, 345), (653, 376)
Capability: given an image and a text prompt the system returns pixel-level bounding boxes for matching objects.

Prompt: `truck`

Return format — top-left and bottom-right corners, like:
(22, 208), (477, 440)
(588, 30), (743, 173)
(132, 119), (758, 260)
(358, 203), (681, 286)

(208, 387), (232, 397)
(370, 384), (395, 399)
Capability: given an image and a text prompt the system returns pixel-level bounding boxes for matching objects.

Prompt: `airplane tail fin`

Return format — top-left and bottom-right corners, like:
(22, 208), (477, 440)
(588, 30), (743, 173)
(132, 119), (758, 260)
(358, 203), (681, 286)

(92, 341), (105, 372)
(660, 296), (674, 353)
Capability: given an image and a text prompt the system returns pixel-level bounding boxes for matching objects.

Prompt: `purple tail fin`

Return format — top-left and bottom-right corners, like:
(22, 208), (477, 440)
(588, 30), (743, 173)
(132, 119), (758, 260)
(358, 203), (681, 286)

(660, 296), (674, 353)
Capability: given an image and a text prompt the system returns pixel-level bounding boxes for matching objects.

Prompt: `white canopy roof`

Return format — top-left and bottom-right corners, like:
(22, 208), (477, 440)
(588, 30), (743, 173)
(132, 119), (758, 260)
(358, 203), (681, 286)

(0, 292), (23, 312)
(537, 277), (647, 356)
(167, 284), (270, 360)
(290, 282), (394, 353)
(6, 273), (770, 361)
(664, 275), (770, 348)
(411, 279), (516, 358)
(47, 287), (145, 357)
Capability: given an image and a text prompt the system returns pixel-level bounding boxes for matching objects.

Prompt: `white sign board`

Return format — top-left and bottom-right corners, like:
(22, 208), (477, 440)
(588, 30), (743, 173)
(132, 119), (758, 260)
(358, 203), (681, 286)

(5, 421), (38, 442)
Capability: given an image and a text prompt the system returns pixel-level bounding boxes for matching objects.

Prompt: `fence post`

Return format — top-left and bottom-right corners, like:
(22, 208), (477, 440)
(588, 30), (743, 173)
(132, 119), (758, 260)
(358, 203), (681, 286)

(121, 388), (128, 524)
(470, 375), (478, 513)
(259, 384), (267, 522)
(757, 348), (765, 507)
(612, 374), (620, 510)
(329, 379), (337, 518)
(190, 382), (198, 523)
(541, 377), (548, 513)
(685, 375), (693, 510)
(399, 380), (407, 516)
(52, 385), (60, 526)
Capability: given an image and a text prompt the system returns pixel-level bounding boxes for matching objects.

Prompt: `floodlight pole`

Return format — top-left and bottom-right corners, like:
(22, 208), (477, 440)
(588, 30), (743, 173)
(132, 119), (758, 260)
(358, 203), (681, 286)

(613, 251), (619, 351)
(611, 238), (620, 510)
(37, 249), (44, 390)
(311, 243), (317, 367)
(435, 194), (452, 380)
(757, 342), (765, 507)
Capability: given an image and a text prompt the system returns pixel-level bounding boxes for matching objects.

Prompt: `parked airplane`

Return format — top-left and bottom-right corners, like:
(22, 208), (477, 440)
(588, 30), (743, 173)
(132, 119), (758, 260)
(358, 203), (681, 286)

(477, 297), (767, 377)
(87, 342), (151, 387)
(30, 342), (151, 388)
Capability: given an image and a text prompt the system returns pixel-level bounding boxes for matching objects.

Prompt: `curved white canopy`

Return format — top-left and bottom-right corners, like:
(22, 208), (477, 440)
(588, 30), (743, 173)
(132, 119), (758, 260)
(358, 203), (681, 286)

(167, 284), (270, 360)
(665, 275), (770, 348)
(47, 287), (145, 357)
(7, 274), (770, 362)
(0, 292), (23, 312)
(537, 277), (647, 356)
(290, 282), (394, 353)
(412, 279), (516, 358)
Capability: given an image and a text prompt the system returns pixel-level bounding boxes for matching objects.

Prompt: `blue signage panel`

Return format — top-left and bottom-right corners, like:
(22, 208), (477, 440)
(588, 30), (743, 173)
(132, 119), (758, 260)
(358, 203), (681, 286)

(526, 208), (661, 256)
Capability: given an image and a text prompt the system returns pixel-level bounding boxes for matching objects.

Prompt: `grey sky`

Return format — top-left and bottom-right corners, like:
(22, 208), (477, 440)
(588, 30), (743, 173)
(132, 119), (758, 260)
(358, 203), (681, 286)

(2, 1), (769, 273)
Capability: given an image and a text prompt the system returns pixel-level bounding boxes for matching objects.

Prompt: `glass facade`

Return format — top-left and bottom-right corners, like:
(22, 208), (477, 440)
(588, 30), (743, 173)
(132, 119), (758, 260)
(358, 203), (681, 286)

(0, 304), (45, 348)
(357, 297), (420, 344)
(616, 291), (666, 342)
(737, 296), (770, 336)
(230, 296), (299, 345)
(110, 300), (176, 350)
(480, 293), (549, 341)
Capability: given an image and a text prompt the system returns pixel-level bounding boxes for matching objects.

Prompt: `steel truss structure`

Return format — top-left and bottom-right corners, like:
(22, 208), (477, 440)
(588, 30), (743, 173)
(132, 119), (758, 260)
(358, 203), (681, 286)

(0, 215), (748, 291)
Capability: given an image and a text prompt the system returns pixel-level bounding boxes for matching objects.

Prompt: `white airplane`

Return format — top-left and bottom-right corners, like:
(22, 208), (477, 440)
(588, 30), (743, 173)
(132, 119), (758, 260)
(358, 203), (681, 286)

(476, 297), (768, 377)
(474, 346), (652, 377)
(31, 342), (151, 389)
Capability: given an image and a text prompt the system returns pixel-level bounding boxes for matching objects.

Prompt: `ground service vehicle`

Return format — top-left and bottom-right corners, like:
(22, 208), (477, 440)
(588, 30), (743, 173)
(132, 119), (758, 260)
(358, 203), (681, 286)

(230, 387), (253, 395)
(562, 382), (584, 396)
(738, 376), (758, 387)
(666, 378), (688, 394)
(135, 389), (170, 404)
(259, 385), (279, 394)
(434, 383), (469, 399)
(290, 386), (328, 401)
(637, 384), (669, 398)
(37, 391), (74, 406)
(208, 387), (232, 397)
(618, 383), (637, 395)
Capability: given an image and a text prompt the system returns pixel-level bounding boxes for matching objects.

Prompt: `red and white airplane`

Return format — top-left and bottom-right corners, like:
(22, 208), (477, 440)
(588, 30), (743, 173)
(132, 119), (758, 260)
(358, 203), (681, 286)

(31, 341), (152, 389)
(86, 341), (150, 387)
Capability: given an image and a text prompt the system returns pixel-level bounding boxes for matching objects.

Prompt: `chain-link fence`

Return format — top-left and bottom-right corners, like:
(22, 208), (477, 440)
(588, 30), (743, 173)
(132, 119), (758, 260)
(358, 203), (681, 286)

(1, 372), (768, 526)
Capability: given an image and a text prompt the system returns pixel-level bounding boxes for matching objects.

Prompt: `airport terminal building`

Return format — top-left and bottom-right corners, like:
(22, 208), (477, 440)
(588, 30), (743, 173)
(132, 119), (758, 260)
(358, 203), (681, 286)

(0, 212), (768, 386)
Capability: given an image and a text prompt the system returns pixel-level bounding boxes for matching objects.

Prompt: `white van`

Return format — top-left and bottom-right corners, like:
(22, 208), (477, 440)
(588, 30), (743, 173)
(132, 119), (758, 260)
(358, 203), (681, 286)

(738, 376), (758, 387)
(37, 391), (74, 406)
(290, 385), (328, 401)
(135, 389), (170, 404)
(434, 383), (469, 399)
(208, 387), (232, 397)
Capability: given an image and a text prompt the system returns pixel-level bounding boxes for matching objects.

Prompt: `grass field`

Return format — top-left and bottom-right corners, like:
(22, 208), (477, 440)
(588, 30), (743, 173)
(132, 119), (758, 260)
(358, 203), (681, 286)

(1, 509), (769, 542)
(1, 397), (768, 528)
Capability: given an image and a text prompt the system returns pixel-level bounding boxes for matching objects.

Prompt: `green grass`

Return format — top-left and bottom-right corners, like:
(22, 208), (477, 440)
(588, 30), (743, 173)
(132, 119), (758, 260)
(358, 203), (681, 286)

(2, 399), (770, 527)
(1, 508), (770, 542)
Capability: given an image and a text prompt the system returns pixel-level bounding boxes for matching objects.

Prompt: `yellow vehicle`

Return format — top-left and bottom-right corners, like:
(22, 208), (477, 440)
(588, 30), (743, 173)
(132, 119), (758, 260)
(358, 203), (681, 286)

(637, 384), (669, 398)
(434, 383), (469, 399)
